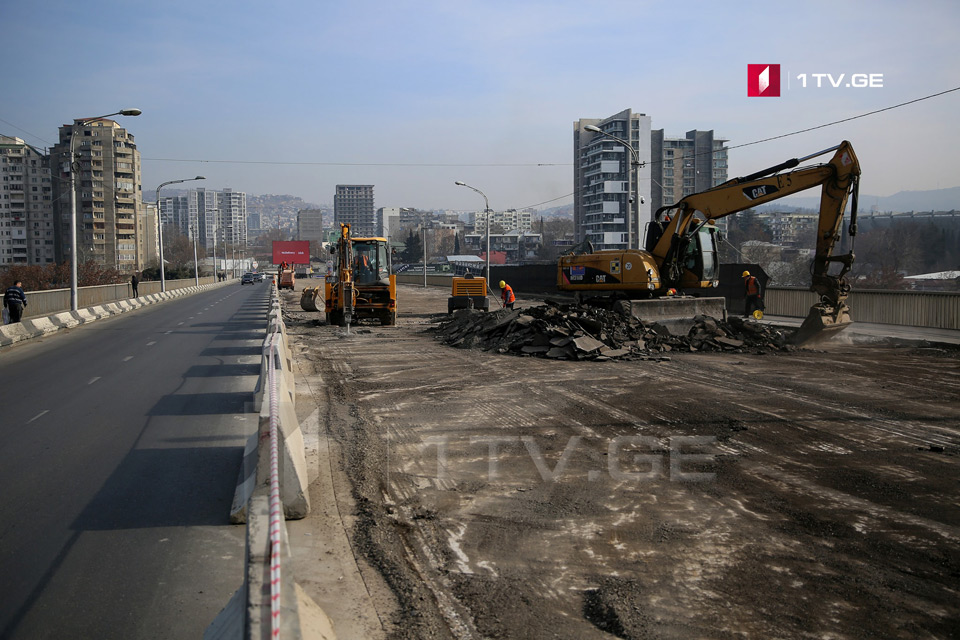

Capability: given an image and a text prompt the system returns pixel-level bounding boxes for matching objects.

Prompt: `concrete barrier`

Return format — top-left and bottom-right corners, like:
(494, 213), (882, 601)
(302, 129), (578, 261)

(208, 492), (335, 640)
(214, 284), (329, 639)
(231, 290), (310, 523)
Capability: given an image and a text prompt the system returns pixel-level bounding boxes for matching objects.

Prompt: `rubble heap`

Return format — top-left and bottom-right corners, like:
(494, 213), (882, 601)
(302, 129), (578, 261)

(433, 301), (794, 361)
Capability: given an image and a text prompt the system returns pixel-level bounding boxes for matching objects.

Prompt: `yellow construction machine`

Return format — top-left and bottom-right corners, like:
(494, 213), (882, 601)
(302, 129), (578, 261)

(559, 140), (861, 342)
(304, 223), (397, 327)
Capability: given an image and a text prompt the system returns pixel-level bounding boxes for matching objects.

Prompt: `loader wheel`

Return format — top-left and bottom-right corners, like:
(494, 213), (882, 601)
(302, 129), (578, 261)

(613, 299), (632, 318)
(381, 311), (397, 326)
(752, 310), (764, 320)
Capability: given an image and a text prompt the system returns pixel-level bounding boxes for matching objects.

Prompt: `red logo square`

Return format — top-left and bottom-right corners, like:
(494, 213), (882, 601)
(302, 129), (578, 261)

(747, 64), (781, 97)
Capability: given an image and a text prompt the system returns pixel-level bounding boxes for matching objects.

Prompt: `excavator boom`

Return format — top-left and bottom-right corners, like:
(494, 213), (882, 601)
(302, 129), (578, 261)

(653, 141), (860, 343)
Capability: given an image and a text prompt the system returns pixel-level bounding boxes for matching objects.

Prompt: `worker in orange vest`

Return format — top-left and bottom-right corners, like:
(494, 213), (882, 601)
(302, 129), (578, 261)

(499, 280), (515, 310)
(742, 270), (763, 319)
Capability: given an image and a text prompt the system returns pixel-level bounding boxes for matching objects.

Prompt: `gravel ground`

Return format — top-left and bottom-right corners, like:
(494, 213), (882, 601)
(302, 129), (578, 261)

(282, 282), (960, 640)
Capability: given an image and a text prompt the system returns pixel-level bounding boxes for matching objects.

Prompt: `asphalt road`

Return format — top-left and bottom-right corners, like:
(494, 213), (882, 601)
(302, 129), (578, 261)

(0, 282), (270, 639)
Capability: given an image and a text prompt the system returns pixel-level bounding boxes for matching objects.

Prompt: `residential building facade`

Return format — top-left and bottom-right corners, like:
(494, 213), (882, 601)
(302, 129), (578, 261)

(470, 209), (534, 233)
(50, 118), (142, 273)
(334, 185), (375, 236)
(574, 109), (652, 250)
(297, 208), (324, 242)
(0, 136), (55, 265)
(651, 129), (729, 211)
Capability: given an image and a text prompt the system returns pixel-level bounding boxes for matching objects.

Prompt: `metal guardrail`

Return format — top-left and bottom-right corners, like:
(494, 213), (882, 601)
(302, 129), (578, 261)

(765, 287), (960, 330)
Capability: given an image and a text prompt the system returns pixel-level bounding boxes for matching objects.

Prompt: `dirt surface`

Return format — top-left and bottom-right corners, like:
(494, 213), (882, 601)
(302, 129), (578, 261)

(282, 282), (960, 640)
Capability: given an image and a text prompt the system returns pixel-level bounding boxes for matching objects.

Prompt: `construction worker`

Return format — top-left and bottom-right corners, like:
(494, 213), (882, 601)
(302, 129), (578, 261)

(742, 270), (763, 319)
(499, 280), (515, 310)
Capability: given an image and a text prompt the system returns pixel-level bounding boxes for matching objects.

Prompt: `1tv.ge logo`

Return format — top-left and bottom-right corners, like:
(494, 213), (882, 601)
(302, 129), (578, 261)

(747, 64), (780, 97)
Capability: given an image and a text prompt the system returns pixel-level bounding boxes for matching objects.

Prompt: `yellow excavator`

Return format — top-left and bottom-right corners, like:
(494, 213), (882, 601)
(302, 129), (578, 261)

(558, 140), (861, 343)
(301, 223), (397, 327)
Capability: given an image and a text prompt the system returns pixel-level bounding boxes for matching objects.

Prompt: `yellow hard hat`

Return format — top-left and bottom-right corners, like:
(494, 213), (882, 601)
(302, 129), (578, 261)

(741, 270), (751, 277)
(499, 280), (506, 288)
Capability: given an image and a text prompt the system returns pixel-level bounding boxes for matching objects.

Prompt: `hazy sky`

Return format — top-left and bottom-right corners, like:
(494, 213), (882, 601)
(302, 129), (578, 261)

(2, 0), (958, 212)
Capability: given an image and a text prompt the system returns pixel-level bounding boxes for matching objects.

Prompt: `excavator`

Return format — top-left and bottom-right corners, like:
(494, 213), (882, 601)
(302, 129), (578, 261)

(558, 140), (861, 343)
(300, 223), (397, 327)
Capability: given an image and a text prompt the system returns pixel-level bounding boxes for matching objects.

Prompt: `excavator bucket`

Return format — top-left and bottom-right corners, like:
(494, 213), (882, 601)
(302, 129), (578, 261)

(300, 286), (322, 312)
(791, 303), (852, 345)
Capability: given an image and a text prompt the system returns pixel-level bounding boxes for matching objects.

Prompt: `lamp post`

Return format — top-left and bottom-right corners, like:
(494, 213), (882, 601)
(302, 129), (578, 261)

(156, 176), (205, 292)
(583, 124), (644, 250)
(67, 108), (141, 311)
(454, 180), (492, 285)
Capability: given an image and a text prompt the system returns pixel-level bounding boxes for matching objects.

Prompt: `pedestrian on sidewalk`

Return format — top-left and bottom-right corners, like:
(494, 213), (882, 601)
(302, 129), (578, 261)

(131, 273), (139, 297)
(499, 280), (515, 310)
(3, 280), (28, 324)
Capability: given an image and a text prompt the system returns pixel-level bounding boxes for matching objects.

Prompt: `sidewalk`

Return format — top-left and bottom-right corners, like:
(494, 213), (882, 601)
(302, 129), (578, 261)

(761, 315), (960, 346)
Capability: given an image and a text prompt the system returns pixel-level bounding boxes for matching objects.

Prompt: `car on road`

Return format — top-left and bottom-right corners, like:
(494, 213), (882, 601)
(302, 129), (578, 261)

(253, 272), (264, 282)
(241, 272), (255, 285)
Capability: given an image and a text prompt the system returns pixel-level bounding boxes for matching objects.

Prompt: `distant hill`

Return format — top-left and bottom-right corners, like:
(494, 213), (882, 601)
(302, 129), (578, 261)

(760, 186), (960, 213)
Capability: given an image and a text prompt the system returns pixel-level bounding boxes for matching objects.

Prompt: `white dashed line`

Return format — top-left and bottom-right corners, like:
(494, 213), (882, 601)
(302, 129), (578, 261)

(88, 377), (101, 385)
(27, 410), (49, 424)
(123, 356), (134, 362)
(146, 341), (157, 346)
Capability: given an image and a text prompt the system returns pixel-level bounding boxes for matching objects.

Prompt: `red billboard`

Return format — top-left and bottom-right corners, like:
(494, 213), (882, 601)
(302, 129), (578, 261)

(272, 241), (310, 265)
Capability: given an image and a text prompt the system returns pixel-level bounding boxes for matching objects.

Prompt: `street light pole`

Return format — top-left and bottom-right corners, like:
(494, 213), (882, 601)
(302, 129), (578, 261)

(156, 176), (205, 292)
(67, 108), (141, 311)
(454, 180), (491, 284)
(583, 124), (643, 250)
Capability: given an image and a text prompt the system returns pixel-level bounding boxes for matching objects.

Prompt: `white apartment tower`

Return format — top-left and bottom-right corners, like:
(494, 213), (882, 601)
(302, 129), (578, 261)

(574, 109), (652, 250)
(0, 136), (55, 265)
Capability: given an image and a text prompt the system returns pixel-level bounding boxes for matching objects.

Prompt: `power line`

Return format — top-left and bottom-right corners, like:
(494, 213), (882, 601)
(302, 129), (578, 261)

(142, 157), (571, 168)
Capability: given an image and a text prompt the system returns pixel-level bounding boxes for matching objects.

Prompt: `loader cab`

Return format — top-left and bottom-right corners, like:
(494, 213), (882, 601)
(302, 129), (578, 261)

(680, 222), (719, 282)
(352, 239), (391, 285)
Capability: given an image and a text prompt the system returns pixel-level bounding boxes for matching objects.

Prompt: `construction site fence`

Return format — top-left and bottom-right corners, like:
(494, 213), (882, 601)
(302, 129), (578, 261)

(396, 273), (959, 331)
(22, 277), (223, 319)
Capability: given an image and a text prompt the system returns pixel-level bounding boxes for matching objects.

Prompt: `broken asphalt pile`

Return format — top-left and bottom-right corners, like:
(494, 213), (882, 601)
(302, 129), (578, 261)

(433, 301), (794, 361)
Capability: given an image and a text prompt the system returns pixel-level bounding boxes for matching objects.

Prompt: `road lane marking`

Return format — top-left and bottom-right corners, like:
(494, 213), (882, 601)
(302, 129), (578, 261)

(177, 322), (184, 326)
(124, 356), (134, 362)
(146, 341), (157, 346)
(88, 377), (100, 385)
(27, 410), (49, 424)
(165, 330), (172, 334)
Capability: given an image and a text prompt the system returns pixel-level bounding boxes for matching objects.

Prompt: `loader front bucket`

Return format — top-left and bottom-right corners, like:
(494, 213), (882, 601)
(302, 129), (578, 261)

(791, 302), (852, 345)
(300, 287), (322, 312)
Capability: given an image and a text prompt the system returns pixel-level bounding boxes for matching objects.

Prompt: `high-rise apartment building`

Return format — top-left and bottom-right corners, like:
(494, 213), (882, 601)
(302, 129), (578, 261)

(0, 136), (55, 265)
(651, 130), (729, 211)
(218, 188), (247, 248)
(159, 188), (247, 253)
(297, 208), (324, 242)
(574, 109), (652, 250)
(334, 185), (375, 236)
(50, 118), (142, 273)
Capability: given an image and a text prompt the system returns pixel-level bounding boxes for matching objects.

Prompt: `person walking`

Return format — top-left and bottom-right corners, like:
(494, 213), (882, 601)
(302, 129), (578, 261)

(742, 270), (763, 318)
(3, 280), (28, 324)
(499, 280), (515, 310)
(131, 273), (139, 297)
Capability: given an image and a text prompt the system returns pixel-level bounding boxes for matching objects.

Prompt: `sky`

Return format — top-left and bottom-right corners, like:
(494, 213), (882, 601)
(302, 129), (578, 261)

(2, 0), (959, 212)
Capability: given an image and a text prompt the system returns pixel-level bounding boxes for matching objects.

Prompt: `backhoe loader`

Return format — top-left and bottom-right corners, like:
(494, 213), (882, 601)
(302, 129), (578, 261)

(319, 223), (397, 327)
(558, 140), (861, 343)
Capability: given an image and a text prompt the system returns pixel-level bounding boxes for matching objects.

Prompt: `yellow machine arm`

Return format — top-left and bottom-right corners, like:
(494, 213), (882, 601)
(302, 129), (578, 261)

(652, 141), (860, 338)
